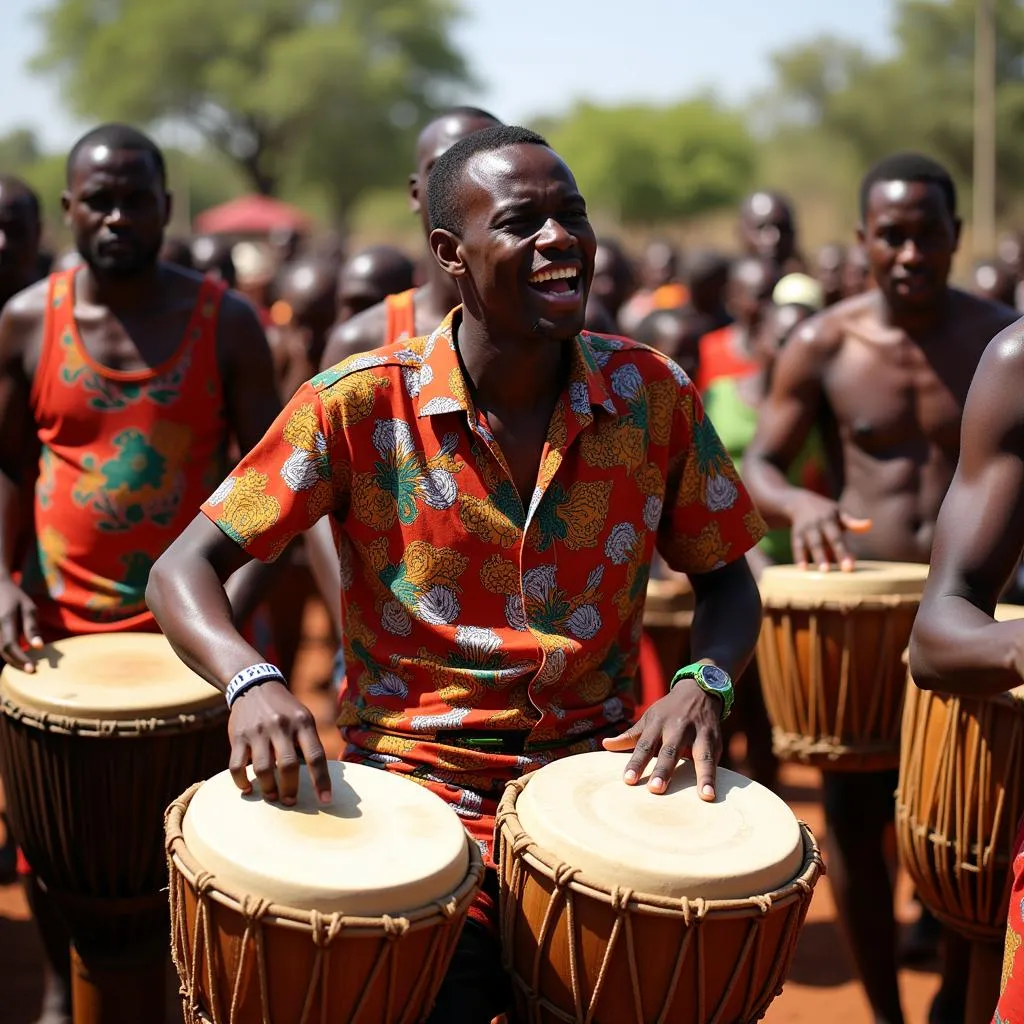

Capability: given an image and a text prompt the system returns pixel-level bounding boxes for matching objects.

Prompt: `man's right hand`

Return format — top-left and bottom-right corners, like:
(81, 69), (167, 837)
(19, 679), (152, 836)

(787, 493), (872, 571)
(0, 578), (42, 672)
(227, 680), (332, 806)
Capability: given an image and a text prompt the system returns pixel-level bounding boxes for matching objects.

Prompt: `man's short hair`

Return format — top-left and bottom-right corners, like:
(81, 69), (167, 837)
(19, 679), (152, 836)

(66, 123), (167, 188)
(427, 124), (549, 235)
(0, 176), (41, 222)
(859, 151), (956, 221)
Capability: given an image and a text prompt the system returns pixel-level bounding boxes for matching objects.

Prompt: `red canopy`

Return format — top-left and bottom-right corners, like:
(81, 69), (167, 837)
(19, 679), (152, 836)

(193, 194), (312, 236)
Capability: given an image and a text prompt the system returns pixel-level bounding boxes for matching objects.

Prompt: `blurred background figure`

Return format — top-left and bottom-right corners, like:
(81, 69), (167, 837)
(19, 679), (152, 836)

(191, 235), (237, 287)
(159, 235), (194, 270)
(618, 238), (687, 334)
(738, 190), (804, 274)
(814, 242), (846, 306)
(589, 237), (635, 332)
(971, 257), (1018, 308)
(841, 241), (872, 298)
(0, 176), (42, 308)
(334, 244), (415, 327)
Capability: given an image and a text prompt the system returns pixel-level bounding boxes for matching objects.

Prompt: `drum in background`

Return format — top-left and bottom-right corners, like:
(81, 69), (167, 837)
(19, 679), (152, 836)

(896, 603), (1024, 942)
(0, 633), (228, 1022)
(756, 561), (929, 771)
(166, 761), (483, 1023)
(496, 750), (822, 1023)
(641, 575), (694, 695)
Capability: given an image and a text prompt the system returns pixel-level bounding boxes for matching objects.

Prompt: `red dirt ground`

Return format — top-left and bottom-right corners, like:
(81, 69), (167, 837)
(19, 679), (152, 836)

(0, 598), (941, 1022)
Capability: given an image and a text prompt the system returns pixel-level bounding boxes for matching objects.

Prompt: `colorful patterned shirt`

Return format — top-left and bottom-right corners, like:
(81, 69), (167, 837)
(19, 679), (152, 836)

(23, 270), (229, 636)
(201, 308), (766, 860)
(995, 819), (1024, 1022)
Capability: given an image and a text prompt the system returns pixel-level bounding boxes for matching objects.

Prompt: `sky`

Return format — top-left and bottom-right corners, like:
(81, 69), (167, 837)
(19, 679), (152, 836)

(0, 0), (895, 151)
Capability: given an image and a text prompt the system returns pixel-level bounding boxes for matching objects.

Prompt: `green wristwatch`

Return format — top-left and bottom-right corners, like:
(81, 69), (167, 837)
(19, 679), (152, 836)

(670, 662), (734, 720)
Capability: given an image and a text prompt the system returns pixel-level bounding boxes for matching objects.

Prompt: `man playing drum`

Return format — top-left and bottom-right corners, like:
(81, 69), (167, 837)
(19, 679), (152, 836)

(908, 320), (1024, 1020)
(147, 124), (768, 1023)
(0, 123), (282, 1022)
(743, 152), (1019, 1024)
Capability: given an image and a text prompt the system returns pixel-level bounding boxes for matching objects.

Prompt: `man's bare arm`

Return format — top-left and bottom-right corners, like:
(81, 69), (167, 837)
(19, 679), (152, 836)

(910, 325), (1024, 696)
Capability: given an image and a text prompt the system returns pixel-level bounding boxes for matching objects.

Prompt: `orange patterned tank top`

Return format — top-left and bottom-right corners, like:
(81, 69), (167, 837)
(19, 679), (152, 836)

(23, 269), (229, 637)
(384, 287), (417, 344)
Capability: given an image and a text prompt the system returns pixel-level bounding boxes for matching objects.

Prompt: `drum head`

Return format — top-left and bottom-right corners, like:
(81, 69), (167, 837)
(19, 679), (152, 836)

(515, 750), (804, 900)
(759, 560), (928, 601)
(0, 633), (222, 720)
(181, 762), (470, 915)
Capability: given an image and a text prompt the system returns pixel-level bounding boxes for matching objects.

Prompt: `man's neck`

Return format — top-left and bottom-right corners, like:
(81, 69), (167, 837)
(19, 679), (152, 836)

(456, 306), (569, 416)
(77, 262), (165, 311)
(880, 286), (953, 337)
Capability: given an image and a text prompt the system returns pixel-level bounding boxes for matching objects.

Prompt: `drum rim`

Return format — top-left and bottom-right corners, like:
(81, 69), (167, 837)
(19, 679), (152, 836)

(164, 781), (484, 937)
(496, 773), (824, 916)
(0, 695), (227, 737)
(760, 592), (923, 611)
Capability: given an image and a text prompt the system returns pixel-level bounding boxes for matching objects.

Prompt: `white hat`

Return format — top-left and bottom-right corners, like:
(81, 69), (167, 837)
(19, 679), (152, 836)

(772, 273), (824, 311)
(231, 241), (274, 284)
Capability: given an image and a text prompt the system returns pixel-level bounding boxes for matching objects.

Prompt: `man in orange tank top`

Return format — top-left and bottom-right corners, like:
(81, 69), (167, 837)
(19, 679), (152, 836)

(0, 123), (282, 1022)
(335, 244), (415, 330)
(321, 106), (501, 364)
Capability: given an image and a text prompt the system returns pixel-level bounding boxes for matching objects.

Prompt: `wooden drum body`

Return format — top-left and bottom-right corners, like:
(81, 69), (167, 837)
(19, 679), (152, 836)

(497, 750), (823, 1023)
(896, 604), (1024, 942)
(0, 634), (228, 960)
(756, 561), (929, 771)
(166, 761), (483, 1023)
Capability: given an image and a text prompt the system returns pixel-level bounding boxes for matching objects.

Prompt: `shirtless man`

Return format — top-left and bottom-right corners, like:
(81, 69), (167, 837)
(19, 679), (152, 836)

(743, 152), (1019, 1024)
(321, 106), (501, 363)
(0, 123), (281, 1023)
(0, 177), (42, 308)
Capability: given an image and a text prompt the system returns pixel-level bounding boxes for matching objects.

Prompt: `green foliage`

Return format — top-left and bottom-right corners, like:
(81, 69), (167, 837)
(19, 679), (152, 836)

(542, 98), (756, 225)
(32, 0), (472, 222)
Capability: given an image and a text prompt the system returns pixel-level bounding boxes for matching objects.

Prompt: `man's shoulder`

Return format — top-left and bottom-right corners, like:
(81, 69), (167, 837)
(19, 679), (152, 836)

(3, 276), (50, 323)
(311, 332), (432, 393)
(949, 287), (1022, 340)
(580, 330), (694, 389)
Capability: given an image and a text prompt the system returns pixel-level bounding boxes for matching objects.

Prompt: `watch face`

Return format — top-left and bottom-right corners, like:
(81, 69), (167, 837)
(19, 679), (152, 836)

(701, 665), (731, 691)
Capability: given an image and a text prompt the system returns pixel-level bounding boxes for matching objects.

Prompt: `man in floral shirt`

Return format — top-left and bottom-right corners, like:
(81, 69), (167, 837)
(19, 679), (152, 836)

(148, 125), (767, 1022)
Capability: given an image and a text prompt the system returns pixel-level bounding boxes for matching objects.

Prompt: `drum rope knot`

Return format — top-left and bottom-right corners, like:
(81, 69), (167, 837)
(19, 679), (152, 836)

(381, 913), (411, 939)
(553, 861), (581, 889)
(194, 870), (217, 895)
(609, 886), (634, 912)
(678, 897), (709, 923)
(309, 910), (345, 946)
(240, 894), (272, 922)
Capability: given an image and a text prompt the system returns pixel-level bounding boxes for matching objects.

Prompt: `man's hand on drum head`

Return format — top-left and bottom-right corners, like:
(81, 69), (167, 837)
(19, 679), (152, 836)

(0, 577), (43, 673)
(788, 493), (871, 572)
(228, 680), (332, 806)
(602, 681), (723, 800)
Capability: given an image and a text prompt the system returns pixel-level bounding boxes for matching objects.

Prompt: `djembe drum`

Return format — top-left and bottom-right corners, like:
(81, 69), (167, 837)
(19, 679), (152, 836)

(896, 603), (1024, 941)
(165, 761), (483, 1023)
(0, 633), (229, 1023)
(756, 561), (929, 770)
(496, 750), (823, 1023)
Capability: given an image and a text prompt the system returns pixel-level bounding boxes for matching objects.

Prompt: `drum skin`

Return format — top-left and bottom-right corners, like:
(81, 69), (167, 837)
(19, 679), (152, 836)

(0, 636), (228, 958)
(496, 755), (824, 1023)
(756, 562), (928, 771)
(165, 770), (484, 1024)
(897, 605), (1024, 942)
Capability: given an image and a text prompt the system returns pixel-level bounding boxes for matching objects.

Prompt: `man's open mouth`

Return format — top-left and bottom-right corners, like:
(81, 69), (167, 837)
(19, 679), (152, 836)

(528, 265), (581, 296)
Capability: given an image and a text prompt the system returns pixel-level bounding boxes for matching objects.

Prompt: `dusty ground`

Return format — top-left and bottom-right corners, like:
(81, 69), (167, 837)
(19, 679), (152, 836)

(0, 598), (942, 1022)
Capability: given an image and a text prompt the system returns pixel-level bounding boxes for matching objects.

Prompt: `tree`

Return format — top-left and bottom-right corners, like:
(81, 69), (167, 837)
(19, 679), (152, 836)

(763, 0), (1024, 216)
(32, 0), (472, 223)
(541, 98), (756, 225)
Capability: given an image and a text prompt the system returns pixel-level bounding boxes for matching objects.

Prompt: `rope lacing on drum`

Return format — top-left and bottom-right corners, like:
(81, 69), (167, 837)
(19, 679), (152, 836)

(308, 910), (344, 947)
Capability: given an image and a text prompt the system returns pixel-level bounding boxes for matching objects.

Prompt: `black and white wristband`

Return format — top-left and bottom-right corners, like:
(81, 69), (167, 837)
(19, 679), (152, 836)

(225, 663), (285, 709)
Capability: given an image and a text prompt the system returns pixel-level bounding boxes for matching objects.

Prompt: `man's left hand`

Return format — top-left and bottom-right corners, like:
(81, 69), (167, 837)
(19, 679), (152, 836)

(602, 680), (724, 800)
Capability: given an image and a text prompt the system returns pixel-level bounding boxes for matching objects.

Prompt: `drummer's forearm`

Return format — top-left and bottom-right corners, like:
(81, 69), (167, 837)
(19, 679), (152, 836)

(687, 558), (763, 680)
(0, 471), (26, 580)
(739, 455), (802, 531)
(910, 596), (1024, 698)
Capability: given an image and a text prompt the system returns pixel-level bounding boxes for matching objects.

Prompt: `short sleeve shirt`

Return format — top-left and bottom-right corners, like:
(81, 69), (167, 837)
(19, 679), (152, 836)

(202, 308), (766, 860)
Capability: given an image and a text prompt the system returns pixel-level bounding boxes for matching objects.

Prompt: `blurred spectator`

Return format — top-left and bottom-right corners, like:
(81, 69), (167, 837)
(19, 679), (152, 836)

(814, 242), (846, 306)
(232, 240), (276, 314)
(590, 237), (635, 330)
(618, 238), (687, 334)
(160, 236), (195, 270)
(634, 307), (703, 381)
(191, 235), (236, 287)
(738, 190), (804, 274)
(971, 258), (1017, 308)
(841, 241), (872, 297)
(335, 245), (416, 325)
(0, 176), (42, 306)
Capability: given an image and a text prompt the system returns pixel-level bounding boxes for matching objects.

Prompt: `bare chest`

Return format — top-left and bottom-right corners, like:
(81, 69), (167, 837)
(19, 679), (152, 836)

(75, 303), (197, 373)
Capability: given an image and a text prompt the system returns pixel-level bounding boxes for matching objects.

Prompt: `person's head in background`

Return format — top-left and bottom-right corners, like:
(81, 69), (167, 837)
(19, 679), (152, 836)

(814, 242), (846, 306)
(0, 175), (42, 304)
(232, 241), (275, 309)
(841, 241), (871, 297)
(971, 258), (1017, 308)
(639, 238), (680, 291)
(634, 307), (702, 381)
(685, 250), (730, 320)
(727, 255), (780, 336)
(590, 238), (635, 325)
(739, 191), (798, 270)
(191, 235), (236, 287)
(997, 230), (1023, 280)
(335, 244), (416, 324)
(758, 273), (825, 365)
(160, 235), (194, 270)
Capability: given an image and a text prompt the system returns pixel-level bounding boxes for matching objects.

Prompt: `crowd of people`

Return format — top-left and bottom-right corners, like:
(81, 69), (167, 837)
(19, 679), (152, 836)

(1, 102), (1024, 1024)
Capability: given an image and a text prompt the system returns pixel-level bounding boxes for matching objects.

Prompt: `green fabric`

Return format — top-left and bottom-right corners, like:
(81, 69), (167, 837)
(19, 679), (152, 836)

(702, 375), (824, 564)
